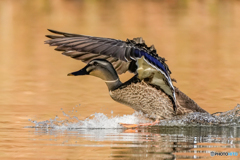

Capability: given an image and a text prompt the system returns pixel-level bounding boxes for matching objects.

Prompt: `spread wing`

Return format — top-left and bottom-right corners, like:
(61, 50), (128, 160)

(45, 29), (176, 109)
(45, 29), (171, 75)
(45, 29), (137, 74)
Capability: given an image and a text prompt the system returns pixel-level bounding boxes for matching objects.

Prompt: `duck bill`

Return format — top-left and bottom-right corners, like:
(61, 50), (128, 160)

(67, 65), (89, 76)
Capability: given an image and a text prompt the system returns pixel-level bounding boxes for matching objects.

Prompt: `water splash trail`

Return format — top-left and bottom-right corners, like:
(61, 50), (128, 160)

(28, 109), (151, 129)
(28, 104), (240, 129)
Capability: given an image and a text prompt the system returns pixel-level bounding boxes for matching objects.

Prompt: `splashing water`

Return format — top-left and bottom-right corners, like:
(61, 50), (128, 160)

(28, 109), (151, 129)
(159, 104), (240, 126)
(28, 104), (240, 129)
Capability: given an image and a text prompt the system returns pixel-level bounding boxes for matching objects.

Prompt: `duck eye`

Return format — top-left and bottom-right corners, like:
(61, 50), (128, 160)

(93, 62), (98, 66)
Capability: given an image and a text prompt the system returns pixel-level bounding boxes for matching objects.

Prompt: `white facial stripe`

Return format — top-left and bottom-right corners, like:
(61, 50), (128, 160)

(105, 79), (119, 83)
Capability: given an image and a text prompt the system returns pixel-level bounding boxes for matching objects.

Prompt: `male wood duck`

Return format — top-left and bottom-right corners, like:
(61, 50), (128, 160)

(45, 29), (207, 127)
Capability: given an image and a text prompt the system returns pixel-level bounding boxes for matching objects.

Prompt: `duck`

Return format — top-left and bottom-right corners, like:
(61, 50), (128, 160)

(45, 29), (208, 127)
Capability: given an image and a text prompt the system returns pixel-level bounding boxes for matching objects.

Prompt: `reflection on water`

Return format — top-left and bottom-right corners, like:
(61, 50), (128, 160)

(26, 105), (240, 159)
(1, 0), (240, 159)
(29, 126), (240, 159)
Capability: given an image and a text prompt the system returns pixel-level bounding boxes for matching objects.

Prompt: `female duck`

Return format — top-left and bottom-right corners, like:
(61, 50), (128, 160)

(45, 30), (207, 127)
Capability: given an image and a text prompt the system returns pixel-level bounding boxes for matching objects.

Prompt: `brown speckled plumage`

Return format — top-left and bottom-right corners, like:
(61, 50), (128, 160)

(45, 30), (208, 121)
(175, 87), (207, 114)
(110, 81), (207, 120)
(110, 81), (174, 119)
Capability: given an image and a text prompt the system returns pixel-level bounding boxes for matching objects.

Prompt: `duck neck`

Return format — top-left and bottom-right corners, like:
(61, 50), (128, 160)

(105, 78), (122, 91)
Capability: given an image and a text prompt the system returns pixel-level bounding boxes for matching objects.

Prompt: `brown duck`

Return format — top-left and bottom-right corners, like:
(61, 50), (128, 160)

(45, 29), (207, 127)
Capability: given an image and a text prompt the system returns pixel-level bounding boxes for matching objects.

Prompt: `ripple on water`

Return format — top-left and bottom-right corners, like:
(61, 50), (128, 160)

(26, 105), (240, 160)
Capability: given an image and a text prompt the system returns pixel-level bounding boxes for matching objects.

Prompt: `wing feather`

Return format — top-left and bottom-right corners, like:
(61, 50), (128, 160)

(45, 29), (173, 77)
(45, 29), (176, 107)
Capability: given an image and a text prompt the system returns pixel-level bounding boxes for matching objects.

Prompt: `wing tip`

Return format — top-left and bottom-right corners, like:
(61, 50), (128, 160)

(44, 40), (49, 44)
(47, 29), (63, 35)
(45, 35), (53, 39)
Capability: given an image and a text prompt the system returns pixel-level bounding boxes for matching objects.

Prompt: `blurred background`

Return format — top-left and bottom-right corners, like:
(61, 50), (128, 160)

(0, 0), (240, 122)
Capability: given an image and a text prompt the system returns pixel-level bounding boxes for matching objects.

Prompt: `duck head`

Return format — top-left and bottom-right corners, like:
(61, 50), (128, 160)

(68, 59), (122, 90)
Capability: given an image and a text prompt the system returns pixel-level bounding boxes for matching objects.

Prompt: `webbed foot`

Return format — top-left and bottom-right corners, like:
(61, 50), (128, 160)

(120, 120), (160, 128)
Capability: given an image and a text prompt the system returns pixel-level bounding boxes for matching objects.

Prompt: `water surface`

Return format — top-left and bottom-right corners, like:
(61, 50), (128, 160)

(1, 0), (240, 159)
